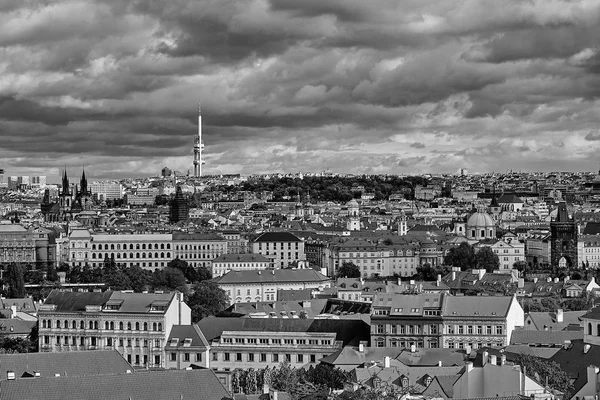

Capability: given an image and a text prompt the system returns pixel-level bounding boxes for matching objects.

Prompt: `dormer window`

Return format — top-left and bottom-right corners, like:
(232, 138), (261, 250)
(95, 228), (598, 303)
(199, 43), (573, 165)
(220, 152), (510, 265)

(170, 337), (179, 346)
(400, 375), (409, 388)
(424, 375), (432, 387)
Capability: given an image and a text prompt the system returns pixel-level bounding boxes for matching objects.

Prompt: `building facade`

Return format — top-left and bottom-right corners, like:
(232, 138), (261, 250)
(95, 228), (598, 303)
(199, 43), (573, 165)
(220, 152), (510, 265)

(551, 202), (578, 269)
(38, 290), (191, 368)
(211, 253), (270, 278)
(252, 232), (306, 269)
(172, 232), (227, 269)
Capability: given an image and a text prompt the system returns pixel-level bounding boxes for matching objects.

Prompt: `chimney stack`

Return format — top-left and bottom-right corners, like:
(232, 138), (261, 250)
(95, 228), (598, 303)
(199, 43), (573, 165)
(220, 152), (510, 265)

(7, 371), (15, 381)
(359, 343), (364, 353)
(556, 309), (564, 323)
(410, 344), (416, 353)
(384, 356), (390, 368)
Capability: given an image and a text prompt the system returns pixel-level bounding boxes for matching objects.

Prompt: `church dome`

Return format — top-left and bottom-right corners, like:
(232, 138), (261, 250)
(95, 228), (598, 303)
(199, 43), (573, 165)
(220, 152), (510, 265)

(347, 199), (359, 208)
(466, 211), (495, 228)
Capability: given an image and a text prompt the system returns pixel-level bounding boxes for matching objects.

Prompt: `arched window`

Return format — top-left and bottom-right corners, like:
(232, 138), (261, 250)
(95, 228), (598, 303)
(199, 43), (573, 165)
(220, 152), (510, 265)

(119, 322), (124, 330)
(127, 322), (132, 330)
(161, 244), (165, 249)
(65, 319), (68, 328)
(143, 322), (148, 331)
(130, 244), (134, 250)
(481, 230), (485, 237)
(142, 244), (146, 250)
(110, 321), (114, 330)
(89, 321), (93, 329)
(56, 320), (61, 329)
(148, 252), (152, 258)
(597, 324), (600, 337)
(73, 320), (77, 329)
(92, 253), (96, 259)
(153, 322), (157, 331)
(92, 244), (96, 250)
(94, 321), (98, 330)
(158, 322), (162, 331)
(155, 252), (159, 258)
(155, 244), (159, 249)
(42, 320), (47, 328)
(80, 321), (85, 329)
(136, 253), (140, 258)
(167, 244), (170, 249)
(589, 323), (593, 335)
(161, 252), (164, 258)
(166, 252), (170, 258)
(135, 322), (140, 331)
(142, 252), (146, 258)
(105, 322), (109, 330)
(111, 244), (115, 250)
(104, 244), (109, 250)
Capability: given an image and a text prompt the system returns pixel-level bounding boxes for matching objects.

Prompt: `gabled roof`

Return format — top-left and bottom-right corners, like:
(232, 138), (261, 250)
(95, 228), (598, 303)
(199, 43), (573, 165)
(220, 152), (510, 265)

(0, 319), (36, 335)
(165, 324), (209, 349)
(0, 369), (230, 400)
(442, 296), (515, 318)
(551, 339), (600, 396)
(254, 232), (302, 242)
(497, 193), (523, 204)
(41, 290), (111, 312)
(510, 329), (583, 345)
(0, 350), (131, 381)
(320, 346), (403, 368)
(41, 290), (176, 314)
(583, 222), (600, 235)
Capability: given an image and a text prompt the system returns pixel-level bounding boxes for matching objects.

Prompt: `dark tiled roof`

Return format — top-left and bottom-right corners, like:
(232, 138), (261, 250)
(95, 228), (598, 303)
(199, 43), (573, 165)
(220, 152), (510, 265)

(551, 340), (600, 396)
(497, 193), (523, 204)
(0, 350), (131, 381)
(277, 289), (312, 301)
(166, 324), (209, 349)
(197, 317), (370, 346)
(510, 329), (583, 345)
(42, 290), (112, 312)
(0, 319), (36, 335)
(583, 222), (600, 235)
(214, 269), (330, 284)
(172, 232), (226, 241)
(0, 369), (230, 400)
(254, 232), (302, 242)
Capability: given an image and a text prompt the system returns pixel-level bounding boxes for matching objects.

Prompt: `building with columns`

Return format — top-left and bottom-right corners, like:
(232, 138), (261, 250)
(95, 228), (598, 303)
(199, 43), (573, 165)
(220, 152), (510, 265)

(38, 290), (190, 368)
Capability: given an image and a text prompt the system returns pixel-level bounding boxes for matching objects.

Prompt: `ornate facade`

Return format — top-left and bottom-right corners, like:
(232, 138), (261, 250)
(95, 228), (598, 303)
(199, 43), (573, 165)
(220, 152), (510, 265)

(550, 202), (578, 269)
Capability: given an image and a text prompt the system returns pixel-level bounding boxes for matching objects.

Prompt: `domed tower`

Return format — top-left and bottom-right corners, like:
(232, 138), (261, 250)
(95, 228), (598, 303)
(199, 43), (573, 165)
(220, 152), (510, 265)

(398, 210), (408, 236)
(466, 205), (496, 240)
(346, 199), (360, 231)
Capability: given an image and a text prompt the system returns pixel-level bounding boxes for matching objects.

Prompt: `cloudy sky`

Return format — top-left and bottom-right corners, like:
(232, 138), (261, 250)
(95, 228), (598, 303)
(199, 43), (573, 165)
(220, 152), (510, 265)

(1, 0), (600, 181)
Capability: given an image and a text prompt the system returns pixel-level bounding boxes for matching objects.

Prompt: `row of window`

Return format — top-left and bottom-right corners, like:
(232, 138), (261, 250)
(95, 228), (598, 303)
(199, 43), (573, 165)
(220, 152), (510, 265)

(214, 352), (318, 364)
(374, 324), (504, 335)
(220, 337), (331, 345)
(41, 319), (163, 332)
(257, 243), (300, 250)
(76, 243), (172, 250)
(170, 352), (203, 362)
(44, 335), (161, 348)
(175, 244), (225, 251)
(90, 252), (171, 259)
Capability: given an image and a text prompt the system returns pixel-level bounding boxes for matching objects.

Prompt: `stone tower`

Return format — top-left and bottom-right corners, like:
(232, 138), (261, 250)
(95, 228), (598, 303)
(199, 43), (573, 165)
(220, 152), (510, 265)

(169, 186), (189, 223)
(550, 202), (578, 269)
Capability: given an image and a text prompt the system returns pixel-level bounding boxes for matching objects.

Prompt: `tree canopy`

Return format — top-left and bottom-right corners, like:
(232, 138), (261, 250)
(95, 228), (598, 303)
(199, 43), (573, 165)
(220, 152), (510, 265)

(187, 281), (229, 322)
(443, 242), (475, 270)
(475, 247), (500, 272)
(515, 353), (572, 397)
(337, 262), (361, 278)
(6, 264), (25, 298)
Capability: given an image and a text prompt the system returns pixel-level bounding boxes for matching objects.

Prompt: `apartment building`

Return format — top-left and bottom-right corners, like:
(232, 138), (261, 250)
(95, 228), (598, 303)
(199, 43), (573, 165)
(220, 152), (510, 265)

(38, 290), (191, 368)
(165, 324), (210, 369)
(211, 253), (270, 278)
(370, 293), (523, 350)
(526, 230), (551, 267)
(89, 183), (123, 201)
(441, 295), (524, 349)
(69, 231), (173, 270)
(172, 232), (227, 269)
(197, 317), (369, 372)
(578, 234), (600, 269)
(370, 293), (445, 349)
(476, 232), (524, 270)
(219, 230), (249, 254)
(252, 232), (305, 268)
(215, 269), (331, 305)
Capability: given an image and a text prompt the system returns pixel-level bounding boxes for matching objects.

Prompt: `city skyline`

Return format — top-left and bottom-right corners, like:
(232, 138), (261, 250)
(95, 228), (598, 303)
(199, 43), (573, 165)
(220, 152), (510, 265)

(1, 0), (600, 179)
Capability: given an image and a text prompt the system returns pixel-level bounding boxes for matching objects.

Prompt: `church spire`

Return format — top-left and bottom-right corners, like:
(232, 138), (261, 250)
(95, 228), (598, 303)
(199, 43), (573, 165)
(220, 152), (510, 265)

(61, 169), (70, 196)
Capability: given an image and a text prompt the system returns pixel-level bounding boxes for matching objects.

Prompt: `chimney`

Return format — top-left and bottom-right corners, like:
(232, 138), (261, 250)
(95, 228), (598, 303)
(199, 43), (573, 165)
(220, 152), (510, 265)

(452, 271), (456, 281)
(258, 270), (261, 275)
(553, 277), (559, 284)
(477, 269), (485, 280)
(465, 344), (471, 355)
(563, 340), (571, 350)
(410, 344), (416, 353)
(271, 269), (275, 275)
(10, 305), (17, 318)
(410, 279), (415, 285)
(438, 360), (442, 367)
(397, 277), (401, 286)
(384, 356), (390, 368)
(7, 371), (15, 380)
(546, 277), (551, 283)
(359, 343), (364, 352)
(500, 354), (506, 366)
(556, 309), (564, 323)
(34, 371), (40, 377)
(533, 277), (538, 284)
(482, 350), (488, 366)
(489, 354), (497, 365)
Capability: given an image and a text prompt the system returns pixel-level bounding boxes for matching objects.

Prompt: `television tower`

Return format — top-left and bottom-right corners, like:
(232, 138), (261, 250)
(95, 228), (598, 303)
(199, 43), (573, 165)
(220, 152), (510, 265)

(193, 102), (205, 177)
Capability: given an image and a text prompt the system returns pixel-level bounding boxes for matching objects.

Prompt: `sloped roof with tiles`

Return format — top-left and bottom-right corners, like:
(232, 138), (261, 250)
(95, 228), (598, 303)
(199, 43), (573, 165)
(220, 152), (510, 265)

(214, 269), (330, 285)
(0, 369), (230, 400)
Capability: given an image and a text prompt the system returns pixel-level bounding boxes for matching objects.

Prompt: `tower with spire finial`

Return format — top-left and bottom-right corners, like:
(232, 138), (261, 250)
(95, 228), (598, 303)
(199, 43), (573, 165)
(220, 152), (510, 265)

(193, 102), (206, 177)
(76, 168), (93, 210)
(59, 169), (72, 212)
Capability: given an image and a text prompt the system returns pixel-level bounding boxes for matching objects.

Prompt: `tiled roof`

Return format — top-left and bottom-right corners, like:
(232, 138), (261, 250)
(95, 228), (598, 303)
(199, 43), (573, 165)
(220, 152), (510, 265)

(371, 293), (444, 316)
(0, 298), (37, 312)
(254, 232), (302, 242)
(41, 290), (176, 314)
(510, 329), (583, 345)
(525, 310), (587, 331)
(197, 317), (370, 346)
(320, 347), (403, 367)
(172, 232), (226, 241)
(165, 324), (210, 349)
(0, 369), (230, 400)
(497, 193), (523, 204)
(214, 269), (330, 284)
(0, 319), (36, 335)
(442, 296), (515, 318)
(551, 339), (600, 395)
(0, 350), (131, 381)
(583, 222), (600, 235)
(396, 348), (466, 366)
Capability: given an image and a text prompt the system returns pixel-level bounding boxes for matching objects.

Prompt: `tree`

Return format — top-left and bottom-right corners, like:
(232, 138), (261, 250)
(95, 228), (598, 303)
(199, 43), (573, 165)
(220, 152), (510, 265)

(123, 265), (151, 292)
(515, 353), (573, 397)
(152, 267), (187, 293)
(5, 264), (25, 298)
(167, 258), (207, 283)
(337, 262), (361, 278)
(416, 263), (435, 280)
(475, 247), (500, 272)
(443, 242), (475, 270)
(187, 281), (229, 322)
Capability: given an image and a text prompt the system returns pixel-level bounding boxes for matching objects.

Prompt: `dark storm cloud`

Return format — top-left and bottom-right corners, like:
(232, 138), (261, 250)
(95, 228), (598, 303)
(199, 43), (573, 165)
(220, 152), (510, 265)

(1, 0), (600, 178)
